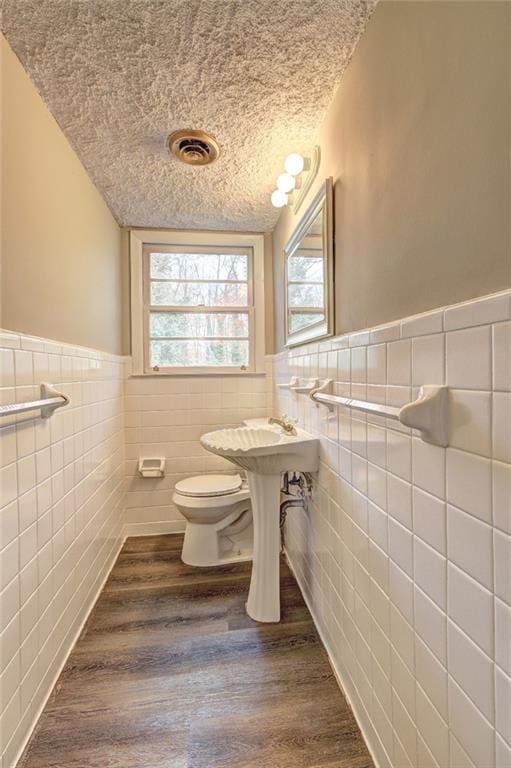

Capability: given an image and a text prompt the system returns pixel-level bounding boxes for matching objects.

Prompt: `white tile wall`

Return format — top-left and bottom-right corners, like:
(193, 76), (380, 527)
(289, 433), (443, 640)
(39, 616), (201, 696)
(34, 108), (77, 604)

(1, 287), (509, 768)
(274, 289), (511, 768)
(123, 361), (273, 535)
(0, 330), (125, 768)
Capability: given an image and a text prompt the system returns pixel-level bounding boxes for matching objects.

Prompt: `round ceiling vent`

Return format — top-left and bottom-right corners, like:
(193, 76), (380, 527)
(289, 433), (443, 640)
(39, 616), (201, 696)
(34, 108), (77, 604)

(167, 129), (220, 166)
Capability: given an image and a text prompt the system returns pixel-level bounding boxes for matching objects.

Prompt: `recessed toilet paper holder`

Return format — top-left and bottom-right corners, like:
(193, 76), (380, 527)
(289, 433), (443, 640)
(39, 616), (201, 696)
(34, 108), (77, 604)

(138, 458), (166, 478)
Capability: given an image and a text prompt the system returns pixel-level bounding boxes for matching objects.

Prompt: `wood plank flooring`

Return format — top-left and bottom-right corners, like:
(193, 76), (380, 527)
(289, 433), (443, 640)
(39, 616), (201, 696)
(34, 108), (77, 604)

(19, 534), (374, 768)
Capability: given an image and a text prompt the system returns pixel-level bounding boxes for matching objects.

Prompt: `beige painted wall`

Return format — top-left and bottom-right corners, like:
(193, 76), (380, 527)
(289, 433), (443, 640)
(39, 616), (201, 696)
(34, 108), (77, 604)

(272, 1), (511, 351)
(1, 36), (124, 354)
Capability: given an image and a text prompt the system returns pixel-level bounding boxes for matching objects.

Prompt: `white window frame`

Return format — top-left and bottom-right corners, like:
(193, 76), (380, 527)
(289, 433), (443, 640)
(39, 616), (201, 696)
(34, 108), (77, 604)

(130, 229), (265, 375)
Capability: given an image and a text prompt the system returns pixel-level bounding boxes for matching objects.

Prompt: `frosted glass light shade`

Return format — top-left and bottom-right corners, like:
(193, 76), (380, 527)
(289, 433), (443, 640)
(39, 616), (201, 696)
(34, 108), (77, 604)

(277, 173), (295, 193)
(271, 189), (288, 208)
(285, 153), (305, 176)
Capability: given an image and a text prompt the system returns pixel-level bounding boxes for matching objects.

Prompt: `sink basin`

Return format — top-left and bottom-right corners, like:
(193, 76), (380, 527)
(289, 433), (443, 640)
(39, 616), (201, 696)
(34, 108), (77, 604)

(200, 422), (319, 624)
(200, 426), (319, 475)
(200, 426), (281, 451)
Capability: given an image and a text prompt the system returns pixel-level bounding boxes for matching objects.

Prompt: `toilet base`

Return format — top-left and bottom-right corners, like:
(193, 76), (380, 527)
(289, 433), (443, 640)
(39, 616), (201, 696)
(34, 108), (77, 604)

(181, 511), (253, 567)
(182, 548), (253, 568)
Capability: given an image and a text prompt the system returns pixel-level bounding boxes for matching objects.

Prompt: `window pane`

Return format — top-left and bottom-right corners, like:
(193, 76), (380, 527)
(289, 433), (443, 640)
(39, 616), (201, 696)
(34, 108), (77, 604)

(150, 252), (248, 281)
(151, 339), (249, 367)
(150, 312), (249, 338)
(151, 281), (248, 307)
(289, 312), (325, 332)
(288, 283), (324, 308)
(288, 256), (324, 282)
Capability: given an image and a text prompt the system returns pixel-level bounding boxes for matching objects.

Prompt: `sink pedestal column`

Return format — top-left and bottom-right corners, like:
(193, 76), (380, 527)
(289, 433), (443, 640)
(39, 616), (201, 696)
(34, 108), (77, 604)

(246, 472), (282, 622)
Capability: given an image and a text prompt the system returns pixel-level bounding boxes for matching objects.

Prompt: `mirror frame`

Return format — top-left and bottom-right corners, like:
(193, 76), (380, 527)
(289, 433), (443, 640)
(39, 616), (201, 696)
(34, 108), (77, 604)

(284, 177), (334, 347)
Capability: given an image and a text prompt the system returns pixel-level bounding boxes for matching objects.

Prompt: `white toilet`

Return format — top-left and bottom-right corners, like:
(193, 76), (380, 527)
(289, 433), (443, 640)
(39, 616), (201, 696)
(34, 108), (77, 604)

(173, 473), (252, 567)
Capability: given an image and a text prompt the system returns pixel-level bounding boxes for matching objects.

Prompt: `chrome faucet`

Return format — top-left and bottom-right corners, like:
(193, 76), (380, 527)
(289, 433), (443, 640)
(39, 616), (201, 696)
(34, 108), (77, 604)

(268, 415), (298, 436)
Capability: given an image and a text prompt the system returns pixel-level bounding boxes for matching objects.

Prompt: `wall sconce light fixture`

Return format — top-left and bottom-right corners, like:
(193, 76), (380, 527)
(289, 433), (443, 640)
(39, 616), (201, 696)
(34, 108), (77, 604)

(270, 146), (320, 213)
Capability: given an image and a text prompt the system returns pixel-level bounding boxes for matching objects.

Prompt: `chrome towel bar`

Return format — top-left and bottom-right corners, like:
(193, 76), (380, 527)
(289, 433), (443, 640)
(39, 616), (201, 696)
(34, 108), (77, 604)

(309, 380), (449, 447)
(0, 383), (70, 419)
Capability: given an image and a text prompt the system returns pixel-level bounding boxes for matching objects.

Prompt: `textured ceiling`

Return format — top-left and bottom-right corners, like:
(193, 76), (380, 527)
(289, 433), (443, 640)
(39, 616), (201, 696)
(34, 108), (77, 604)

(1, 0), (376, 231)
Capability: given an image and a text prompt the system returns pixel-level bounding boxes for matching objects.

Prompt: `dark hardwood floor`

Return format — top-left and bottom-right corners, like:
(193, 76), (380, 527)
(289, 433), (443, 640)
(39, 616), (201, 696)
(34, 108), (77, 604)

(19, 534), (374, 768)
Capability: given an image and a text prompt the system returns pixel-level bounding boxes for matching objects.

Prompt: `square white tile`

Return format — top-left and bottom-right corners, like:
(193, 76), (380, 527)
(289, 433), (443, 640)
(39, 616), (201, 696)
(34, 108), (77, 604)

(416, 683), (449, 768)
(450, 390), (492, 457)
(414, 537), (446, 609)
(495, 598), (511, 677)
(415, 586), (447, 664)
(367, 344), (386, 385)
(447, 505), (493, 590)
(367, 462), (387, 510)
(494, 529), (511, 606)
(493, 321), (511, 392)
(413, 487), (446, 555)
(412, 333), (445, 387)
(446, 326), (492, 390)
(0, 350), (15, 387)
(388, 518), (413, 577)
(389, 562), (414, 625)
(448, 677), (495, 768)
(446, 448), (492, 523)
(495, 666), (511, 746)
(447, 564), (493, 656)
(493, 392), (511, 464)
(0, 500), (19, 549)
(387, 340), (411, 386)
(351, 346), (367, 383)
(387, 474), (412, 529)
(493, 460), (511, 535)
(387, 430), (412, 482)
(449, 734), (478, 768)
(412, 437), (445, 499)
(415, 634), (448, 720)
(447, 619), (494, 722)
(496, 734), (511, 768)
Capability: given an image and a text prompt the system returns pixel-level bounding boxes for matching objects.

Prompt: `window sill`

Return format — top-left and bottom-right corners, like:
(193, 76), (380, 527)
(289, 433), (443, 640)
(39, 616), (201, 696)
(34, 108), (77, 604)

(129, 371), (267, 378)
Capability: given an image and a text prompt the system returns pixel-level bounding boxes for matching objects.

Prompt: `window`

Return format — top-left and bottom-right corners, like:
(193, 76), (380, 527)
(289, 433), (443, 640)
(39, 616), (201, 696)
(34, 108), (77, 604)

(130, 231), (265, 375)
(145, 246), (253, 370)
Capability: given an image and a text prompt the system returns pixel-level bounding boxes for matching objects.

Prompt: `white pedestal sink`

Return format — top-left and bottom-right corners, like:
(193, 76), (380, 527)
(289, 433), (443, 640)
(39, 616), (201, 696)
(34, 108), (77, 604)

(200, 424), (319, 622)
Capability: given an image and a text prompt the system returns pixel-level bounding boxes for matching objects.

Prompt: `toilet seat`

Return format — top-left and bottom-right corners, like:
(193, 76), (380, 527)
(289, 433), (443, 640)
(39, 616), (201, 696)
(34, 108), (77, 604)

(175, 473), (242, 498)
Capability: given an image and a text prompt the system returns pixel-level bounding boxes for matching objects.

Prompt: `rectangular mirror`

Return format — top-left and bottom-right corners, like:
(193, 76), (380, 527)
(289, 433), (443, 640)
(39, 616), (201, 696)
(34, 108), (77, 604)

(285, 177), (334, 346)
